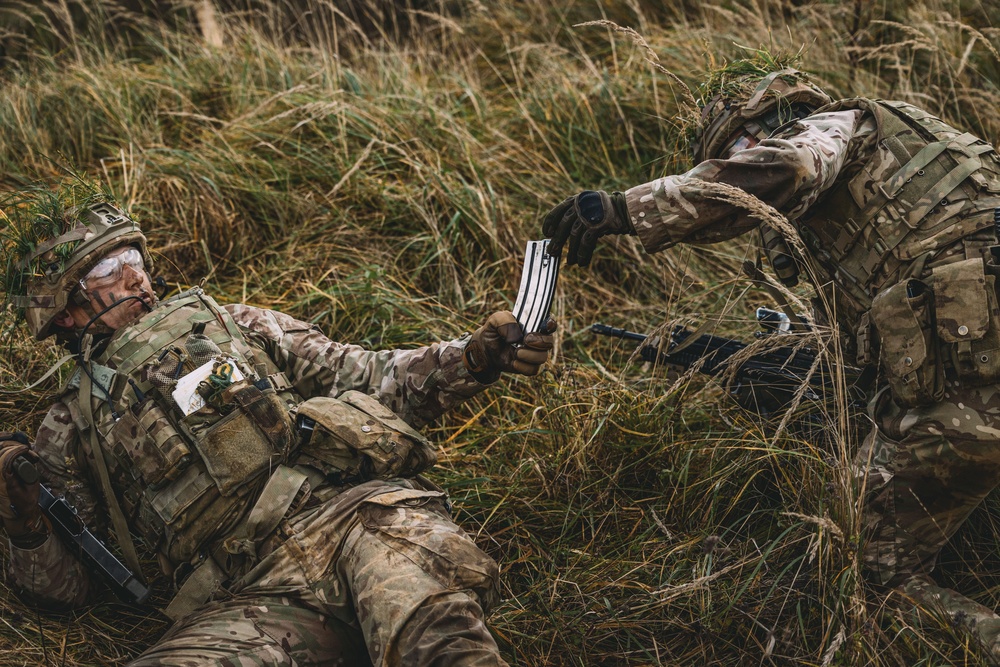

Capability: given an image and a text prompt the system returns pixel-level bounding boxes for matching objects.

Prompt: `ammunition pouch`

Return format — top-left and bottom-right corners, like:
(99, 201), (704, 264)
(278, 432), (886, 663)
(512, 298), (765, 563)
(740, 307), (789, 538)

(106, 398), (192, 490)
(871, 255), (1000, 408)
(296, 391), (437, 483)
(870, 277), (943, 408)
(932, 256), (1000, 387)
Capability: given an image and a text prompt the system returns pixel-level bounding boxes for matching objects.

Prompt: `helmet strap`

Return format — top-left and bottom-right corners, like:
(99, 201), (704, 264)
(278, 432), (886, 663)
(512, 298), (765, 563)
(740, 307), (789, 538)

(744, 68), (796, 111)
(23, 226), (91, 268)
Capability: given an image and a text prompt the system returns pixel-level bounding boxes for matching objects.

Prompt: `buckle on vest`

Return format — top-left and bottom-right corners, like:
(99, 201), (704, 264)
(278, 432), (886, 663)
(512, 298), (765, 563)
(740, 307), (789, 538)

(860, 244), (885, 275)
(878, 183), (899, 201)
(297, 415), (316, 448)
(252, 372), (293, 393)
(834, 219), (861, 255)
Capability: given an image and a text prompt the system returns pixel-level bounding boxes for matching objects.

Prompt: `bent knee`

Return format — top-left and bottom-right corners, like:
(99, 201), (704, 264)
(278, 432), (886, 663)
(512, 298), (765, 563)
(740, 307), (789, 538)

(353, 490), (500, 611)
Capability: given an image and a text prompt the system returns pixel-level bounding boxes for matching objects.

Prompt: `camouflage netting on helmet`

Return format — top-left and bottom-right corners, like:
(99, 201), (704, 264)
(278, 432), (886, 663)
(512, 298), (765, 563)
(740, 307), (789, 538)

(687, 48), (831, 163)
(696, 49), (807, 113)
(0, 178), (148, 340)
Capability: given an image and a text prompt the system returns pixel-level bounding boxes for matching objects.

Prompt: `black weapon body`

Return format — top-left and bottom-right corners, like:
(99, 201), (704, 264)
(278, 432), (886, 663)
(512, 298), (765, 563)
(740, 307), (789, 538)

(592, 309), (868, 416)
(14, 458), (150, 604)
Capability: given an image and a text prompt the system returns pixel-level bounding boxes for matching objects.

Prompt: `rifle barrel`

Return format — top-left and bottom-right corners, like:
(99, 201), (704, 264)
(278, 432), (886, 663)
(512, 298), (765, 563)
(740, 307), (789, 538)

(590, 323), (647, 342)
(590, 320), (869, 415)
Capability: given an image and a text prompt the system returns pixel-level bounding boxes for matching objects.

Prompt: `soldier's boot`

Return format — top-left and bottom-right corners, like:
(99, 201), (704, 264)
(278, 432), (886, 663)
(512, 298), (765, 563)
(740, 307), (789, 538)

(897, 574), (1000, 660)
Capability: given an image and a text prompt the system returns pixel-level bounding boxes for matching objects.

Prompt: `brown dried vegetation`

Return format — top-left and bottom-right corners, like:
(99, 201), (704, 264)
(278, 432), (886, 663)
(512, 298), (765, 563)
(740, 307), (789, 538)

(0, 0), (998, 664)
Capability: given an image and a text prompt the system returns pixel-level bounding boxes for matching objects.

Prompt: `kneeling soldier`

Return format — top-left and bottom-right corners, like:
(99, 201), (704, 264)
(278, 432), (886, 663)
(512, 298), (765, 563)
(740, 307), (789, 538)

(542, 55), (1000, 654)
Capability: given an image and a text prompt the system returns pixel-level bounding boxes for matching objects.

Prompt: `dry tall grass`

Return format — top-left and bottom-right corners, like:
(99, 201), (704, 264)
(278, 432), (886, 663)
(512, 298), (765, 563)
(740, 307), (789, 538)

(0, 1), (998, 664)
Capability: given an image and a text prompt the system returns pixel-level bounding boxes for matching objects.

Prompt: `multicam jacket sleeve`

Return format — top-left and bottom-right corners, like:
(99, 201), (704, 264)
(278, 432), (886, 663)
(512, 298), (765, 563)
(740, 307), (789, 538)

(7, 402), (96, 608)
(625, 109), (878, 251)
(225, 305), (487, 428)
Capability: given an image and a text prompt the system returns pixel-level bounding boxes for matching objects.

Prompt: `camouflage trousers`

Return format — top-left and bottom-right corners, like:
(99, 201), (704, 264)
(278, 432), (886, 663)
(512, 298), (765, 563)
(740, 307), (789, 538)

(858, 381), (1000, 655)
(130, 479), (507, 667)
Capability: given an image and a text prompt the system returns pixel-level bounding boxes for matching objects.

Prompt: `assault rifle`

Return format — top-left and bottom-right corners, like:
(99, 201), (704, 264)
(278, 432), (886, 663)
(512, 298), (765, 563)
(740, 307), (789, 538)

(12, 458), (150, 604)
(592, 308), (869, 417)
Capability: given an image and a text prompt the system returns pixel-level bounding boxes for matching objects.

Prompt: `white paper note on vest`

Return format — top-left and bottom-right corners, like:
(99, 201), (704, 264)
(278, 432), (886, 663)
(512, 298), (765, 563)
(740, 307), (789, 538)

(172, 358), (245, 416)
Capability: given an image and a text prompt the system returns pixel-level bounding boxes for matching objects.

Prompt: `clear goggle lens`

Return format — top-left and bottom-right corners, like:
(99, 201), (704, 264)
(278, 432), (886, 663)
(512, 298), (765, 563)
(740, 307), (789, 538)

(80, 247), (145, 291)
(721, 130), (758, 158)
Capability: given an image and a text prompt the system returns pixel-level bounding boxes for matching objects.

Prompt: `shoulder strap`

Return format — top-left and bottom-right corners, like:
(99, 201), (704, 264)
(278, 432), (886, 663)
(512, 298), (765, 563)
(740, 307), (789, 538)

(164, 464), (307, 621)
(0, 354), (76, 394)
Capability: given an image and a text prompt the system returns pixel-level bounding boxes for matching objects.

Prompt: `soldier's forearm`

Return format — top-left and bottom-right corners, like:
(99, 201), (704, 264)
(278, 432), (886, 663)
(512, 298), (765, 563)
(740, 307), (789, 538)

(391, 337), (488, 428)
(279, 326), (486, 424)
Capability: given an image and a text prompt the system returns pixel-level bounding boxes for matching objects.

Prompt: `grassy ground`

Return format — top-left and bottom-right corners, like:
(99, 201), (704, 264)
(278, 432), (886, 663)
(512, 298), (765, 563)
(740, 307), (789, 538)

(0, 0), (999, 664)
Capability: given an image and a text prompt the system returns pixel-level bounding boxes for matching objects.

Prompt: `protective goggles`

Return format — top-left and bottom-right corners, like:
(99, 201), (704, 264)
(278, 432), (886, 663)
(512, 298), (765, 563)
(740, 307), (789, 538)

(721, 103), (816, 159)
(79, 246), (145, 292)
(721, 129), (760, 158)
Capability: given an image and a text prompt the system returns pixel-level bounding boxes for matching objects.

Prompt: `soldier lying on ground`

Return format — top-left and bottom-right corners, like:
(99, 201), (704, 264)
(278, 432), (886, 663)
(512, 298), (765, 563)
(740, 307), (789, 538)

(0, 192), (555, 666)
(541, 54), (1000, 654)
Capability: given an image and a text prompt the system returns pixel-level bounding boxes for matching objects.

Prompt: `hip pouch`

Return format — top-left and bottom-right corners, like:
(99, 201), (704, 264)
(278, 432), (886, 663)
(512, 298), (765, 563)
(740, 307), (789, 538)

(295, 391), (437, 483)
(933, 255), (1000, 386)
(870, 277), (943, 408)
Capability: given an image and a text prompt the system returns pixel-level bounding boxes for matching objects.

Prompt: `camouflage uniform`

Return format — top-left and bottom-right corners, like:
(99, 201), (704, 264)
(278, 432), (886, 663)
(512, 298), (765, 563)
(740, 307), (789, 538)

(624, 100), (1000, 648)
(10, 301), (507, 666)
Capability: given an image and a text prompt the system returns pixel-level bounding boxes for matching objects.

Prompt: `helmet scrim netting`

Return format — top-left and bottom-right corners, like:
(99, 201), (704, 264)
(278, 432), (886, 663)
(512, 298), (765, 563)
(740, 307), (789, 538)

(691, 51), (832, 163)
(1, 182), (150, 340)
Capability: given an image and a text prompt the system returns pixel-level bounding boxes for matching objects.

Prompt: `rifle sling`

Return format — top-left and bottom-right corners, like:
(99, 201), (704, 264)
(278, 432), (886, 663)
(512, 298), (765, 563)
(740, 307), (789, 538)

(0, 354), (76, 394)
(78, 364), (145, 580)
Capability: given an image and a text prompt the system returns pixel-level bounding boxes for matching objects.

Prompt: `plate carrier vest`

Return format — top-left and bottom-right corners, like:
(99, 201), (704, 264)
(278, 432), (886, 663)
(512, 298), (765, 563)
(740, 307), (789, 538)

(64, 288), (301, 567)
(790, 98), (1000, 335)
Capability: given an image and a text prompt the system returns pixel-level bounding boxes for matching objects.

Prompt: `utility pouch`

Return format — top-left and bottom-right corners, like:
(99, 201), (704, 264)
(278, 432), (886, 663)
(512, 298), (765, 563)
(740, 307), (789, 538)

(146, 463), (244, 562)
(107, 399), (192, 489)
(296, 391), (437, 483)
(870, 278), (943, 408)
(181, 381), (292, 496)
(934, 255), (1000, 386)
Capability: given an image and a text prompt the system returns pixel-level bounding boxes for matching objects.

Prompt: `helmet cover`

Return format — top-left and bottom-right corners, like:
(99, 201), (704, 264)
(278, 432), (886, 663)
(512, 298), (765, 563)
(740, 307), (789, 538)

(3, 191), (150, 340)
(692, 63), (832, 164)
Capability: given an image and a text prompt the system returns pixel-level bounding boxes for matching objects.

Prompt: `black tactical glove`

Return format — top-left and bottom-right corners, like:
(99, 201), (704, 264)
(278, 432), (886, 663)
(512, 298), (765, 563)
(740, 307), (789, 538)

(0, 432), (47, 548)
(542, 190), (635, 267)
(463, 312), (557, 384)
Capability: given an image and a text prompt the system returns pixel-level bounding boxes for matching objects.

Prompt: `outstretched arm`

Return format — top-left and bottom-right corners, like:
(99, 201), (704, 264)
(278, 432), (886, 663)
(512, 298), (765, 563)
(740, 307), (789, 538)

(543, 109), (876, 265)
(627, 109), (875, 252)
(228, 305), (553, 429)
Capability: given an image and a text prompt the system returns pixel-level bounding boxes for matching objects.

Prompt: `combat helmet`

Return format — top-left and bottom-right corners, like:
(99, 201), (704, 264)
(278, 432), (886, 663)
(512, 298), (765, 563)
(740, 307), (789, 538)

(19, 202), (150, 341)
(692, 66), (832, 164)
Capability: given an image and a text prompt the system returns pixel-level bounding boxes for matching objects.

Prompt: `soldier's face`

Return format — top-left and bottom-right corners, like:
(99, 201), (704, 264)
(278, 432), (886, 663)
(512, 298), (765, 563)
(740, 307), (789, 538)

(67, 246), (154, 331)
